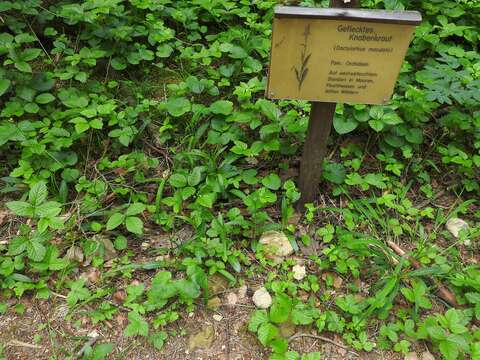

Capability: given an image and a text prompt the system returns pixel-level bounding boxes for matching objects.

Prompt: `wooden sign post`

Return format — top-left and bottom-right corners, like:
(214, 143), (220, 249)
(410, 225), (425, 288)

(266, 1), (421, 208)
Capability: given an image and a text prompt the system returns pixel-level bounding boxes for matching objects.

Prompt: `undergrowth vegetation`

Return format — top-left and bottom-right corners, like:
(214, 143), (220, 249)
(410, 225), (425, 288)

(0, 0), (479, 359)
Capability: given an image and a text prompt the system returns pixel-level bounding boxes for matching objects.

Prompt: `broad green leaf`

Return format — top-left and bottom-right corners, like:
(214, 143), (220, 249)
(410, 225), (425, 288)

(248, 310), (269, 332)
(22, 48), (41, 61)
(0, 79), (11, 96)
(35, 201), (62, 217)
(301, 353), (321, 360)
(125, 203), (146, 216)
(125, 216), (143, 235)
(256, 99), (281, 121)
(124, 311), (149, 337)
(169, 173), (187, 188)
(439, 339), (459, 360)
(29, 181), (47, 205)
(27, 241), (46, 261)
(197, 193), (216, 208)
(368, 119), (384, 132)
(269, 294), (292, 324)
(291, 304), (319, 325)
(188, 166), (203, 186)
(35, 93), (55, 104)
(114, 235), (128, 250)
(8, 236), (28, 255)
(210, 100), (233, 115)
(15, 61), (32, 73)
(6, 201), (34, 217)
(149, 331), (167, 350)
(90, 342), (113, 360)
(261, 173), (281, 191)
(175, 279), (200, 300)
(323, 163), (346, 184)
(257, 322), (278, 346)
(106, 213), (124, 230)
(333, 114), (358, 134)
(166, 97), (191, 117)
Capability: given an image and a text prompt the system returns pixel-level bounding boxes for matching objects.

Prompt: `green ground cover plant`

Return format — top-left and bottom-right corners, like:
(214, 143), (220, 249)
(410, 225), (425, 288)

(0, 0), (479, 359)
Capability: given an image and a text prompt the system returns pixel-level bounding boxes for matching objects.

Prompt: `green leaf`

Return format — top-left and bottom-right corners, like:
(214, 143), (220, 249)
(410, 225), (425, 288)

(166, 97), (191, 117)
(188, 166), (203, 187)
(125, 216), (143, 235)
(323, 163), (346, 184)
(111, 57), (127, 70)
(15, 61), (32, 73)
(257, 322), (278, 346)
(35, 93), (55, 104)
(197, 193), (216, 208)
(149, 331), (167, 350)
(35, 201), (62, 218)
(22, 48), (41, 61)
(27, 241), (46, 261)
(0, 79), (11, 96)
(114, 235), (128, 250)
(8, 236), (28, 255)
(406, 128), (423, 144)
(248, 310), (269, 332)
(256, 99), (281, 121)
(125, 203), (146, 217)
(368, 119), (384, 132)
(175, 279), (200, 300)
(89, 118), (103, 129)
(369, 106), (384, 119)
(6, 201), (34, 217)
(210, 100), (233, 115)
(67, 279), (91, 307)
(291, 304), (318, 325)
(439, 340), (459, 360)
(364, 173), (387, 189)
(427, 325), (446, 341)
(169, 174), (187, 188)
(90, 343), (114, 360)
(124, 311), (149, 337)
(382, 112), (403, 125)
(262, 173), (281, 191)
(333, 114), (358, 134)
(29, 181), (48, 205)
(106, 213), (124, 230)
(301, 353), (321, 360)
(269, 294), (292, 324)
(58, 88), (89, 108)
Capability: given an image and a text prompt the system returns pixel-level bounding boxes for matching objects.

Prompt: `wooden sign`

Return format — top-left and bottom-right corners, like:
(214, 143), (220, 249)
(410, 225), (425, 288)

(267, 7), (422, 104)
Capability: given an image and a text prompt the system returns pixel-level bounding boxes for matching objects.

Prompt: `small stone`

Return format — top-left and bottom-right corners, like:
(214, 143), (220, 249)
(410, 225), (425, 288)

(188, 325), (215, 350)
(421, 351), (435, 360)
(405, 353), (419, 360)
(213, 314), (223, 322)
(87, 330), (99, 338)
(252, 287), (272, 309)
(207, 297), (222, 310)
(237, 285), (248, 299)
(446, 218), (469, 238)
(208, 273), (229, 295)
(226, 292), (238, 306)
(292, 264), (306, 280)
(259, 231), (293, 259)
